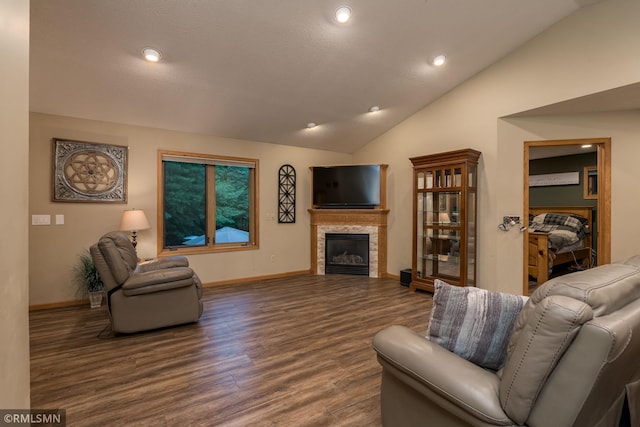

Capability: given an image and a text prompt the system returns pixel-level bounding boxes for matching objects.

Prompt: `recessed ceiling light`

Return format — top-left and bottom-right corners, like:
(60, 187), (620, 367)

(142, 48), (162, 62)
(306, 122), (318, 129)
(335, 6), (352, 24)
(433, 55), (446, 66)
(369, 105), (381, 113)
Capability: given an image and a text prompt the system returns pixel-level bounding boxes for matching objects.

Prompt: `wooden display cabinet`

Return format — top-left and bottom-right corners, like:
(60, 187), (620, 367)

(410, 149), (481, 292)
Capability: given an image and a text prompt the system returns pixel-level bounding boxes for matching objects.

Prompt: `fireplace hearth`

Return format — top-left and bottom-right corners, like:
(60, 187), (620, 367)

(325, 233), (369, 275)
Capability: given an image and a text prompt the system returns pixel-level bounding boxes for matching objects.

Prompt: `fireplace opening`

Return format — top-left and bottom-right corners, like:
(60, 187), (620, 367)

(325, 233), (369, 275)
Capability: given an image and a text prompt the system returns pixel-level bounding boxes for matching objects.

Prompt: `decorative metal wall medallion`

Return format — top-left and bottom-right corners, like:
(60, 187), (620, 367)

(52, 138), (128, 203)
(278, 164), (296, 223)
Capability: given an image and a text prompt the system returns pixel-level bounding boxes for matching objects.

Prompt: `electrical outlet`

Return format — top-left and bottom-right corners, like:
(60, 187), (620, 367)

(270, 254), (276, 263)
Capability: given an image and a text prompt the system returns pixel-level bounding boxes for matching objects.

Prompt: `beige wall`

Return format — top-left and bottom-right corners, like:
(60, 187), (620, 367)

(354, 0), (640, 293)
(1, 0), (31, 408)
(29, 113), (351, 305)
(499, 111), (640, 268)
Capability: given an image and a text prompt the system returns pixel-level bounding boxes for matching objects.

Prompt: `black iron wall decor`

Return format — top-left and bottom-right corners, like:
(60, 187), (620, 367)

(52, 138), (128, 203)
(278, 164), (296, 223)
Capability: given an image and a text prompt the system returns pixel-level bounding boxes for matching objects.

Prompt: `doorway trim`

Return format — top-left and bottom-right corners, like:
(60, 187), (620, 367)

(523, 137), (611, 295)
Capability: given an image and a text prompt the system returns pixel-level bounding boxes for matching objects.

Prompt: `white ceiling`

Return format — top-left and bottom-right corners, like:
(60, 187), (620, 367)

(30, 0), (602, 153)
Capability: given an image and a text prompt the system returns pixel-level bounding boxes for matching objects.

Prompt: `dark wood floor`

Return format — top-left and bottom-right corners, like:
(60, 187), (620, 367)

(30, 274), (432, 426)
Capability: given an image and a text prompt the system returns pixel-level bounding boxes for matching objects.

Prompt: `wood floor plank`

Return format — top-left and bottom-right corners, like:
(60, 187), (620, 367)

(30, 274), (432, 426)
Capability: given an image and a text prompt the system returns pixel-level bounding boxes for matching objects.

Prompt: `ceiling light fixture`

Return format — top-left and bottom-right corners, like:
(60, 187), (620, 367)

(581, 144), (593, 148)
(433, 55), (446, 66)
(369, 105), (381, 113)
(335, 6), (352, 24)
(306, 122), (318, 129)
(142, 48), (162, 62)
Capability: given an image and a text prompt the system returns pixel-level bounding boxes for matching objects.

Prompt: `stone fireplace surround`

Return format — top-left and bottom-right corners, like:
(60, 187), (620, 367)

(309, 209), (389, 278)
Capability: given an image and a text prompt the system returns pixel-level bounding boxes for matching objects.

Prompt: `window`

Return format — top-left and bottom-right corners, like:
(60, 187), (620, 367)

(158, 150), (259, 255)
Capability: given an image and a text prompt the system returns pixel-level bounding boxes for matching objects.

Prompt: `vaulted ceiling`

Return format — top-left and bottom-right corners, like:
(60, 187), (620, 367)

(30, 0), (603, 153)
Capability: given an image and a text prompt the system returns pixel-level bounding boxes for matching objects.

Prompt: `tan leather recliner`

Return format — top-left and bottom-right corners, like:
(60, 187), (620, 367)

(373, 256), (640, 427)
(90, 231), (203, 334)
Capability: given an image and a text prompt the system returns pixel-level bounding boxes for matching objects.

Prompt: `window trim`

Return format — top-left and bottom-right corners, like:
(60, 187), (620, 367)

(157, 150), (259, 256)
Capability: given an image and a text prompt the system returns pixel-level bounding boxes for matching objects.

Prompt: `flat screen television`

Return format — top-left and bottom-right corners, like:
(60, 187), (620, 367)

(312, 165), (381, 208)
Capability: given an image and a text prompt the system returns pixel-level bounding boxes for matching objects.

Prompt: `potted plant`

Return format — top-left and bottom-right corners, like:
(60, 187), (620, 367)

(73, 250), (104, 308)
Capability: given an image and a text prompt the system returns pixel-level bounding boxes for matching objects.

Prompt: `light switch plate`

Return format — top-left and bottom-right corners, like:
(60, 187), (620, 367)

(32, 215), (51, 225)
(55, 214), (64, 225)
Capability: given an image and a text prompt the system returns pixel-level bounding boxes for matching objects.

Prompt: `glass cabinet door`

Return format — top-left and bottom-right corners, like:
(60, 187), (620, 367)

(416, 192), (425, 279)
(417, 190), (462, 282)
(467, 190), (476, 286)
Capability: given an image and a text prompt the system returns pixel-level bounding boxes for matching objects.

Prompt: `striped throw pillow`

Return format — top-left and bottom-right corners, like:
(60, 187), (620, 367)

(426, 279), (527, 370)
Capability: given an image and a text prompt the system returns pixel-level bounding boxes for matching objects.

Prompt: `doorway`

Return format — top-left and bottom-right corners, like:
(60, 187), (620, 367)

(523, 138), (611, 295)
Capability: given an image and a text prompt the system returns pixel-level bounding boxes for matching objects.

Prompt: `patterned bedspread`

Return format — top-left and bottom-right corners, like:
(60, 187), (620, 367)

(529, 213), (588, 241)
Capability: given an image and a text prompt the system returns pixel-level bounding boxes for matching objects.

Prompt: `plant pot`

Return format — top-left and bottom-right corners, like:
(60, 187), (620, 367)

(89, 291), (103, 308)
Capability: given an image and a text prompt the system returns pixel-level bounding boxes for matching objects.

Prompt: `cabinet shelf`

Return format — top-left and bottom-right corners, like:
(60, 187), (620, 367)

(422, 254), (459, 262)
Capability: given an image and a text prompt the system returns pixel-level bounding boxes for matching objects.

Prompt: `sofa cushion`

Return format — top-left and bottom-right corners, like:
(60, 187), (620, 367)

(98, 238), (132, 285)
(96, 231), (138, 285)
(426, 279), (527, 370)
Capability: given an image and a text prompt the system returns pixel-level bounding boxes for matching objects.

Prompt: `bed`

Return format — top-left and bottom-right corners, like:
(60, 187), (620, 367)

(527, 206), (593, 290)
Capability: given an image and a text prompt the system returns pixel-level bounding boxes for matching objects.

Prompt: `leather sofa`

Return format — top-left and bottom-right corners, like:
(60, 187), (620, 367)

(373, 256), (640, 426)
(90, 231), (203, 333)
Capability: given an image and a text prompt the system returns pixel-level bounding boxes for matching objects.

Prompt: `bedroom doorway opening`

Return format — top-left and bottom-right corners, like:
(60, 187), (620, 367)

(523, 138), (611, 295)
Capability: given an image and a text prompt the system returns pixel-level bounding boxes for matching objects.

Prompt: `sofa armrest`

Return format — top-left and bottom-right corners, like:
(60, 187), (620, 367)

(122, 267), (195, 296)
(136, 256), (189, 273)
(373, 325), (512, 425)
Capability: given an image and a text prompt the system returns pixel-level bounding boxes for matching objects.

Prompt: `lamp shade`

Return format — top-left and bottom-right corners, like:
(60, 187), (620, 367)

(438, 212), (451, 224)
(120, 209), (151, 232)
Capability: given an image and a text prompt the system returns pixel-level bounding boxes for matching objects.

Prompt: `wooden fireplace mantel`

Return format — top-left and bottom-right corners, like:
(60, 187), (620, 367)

(309, 208), (389, 277)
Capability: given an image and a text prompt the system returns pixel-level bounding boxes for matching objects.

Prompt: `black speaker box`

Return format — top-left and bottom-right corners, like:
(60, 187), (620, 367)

(400, 269), (412, 286)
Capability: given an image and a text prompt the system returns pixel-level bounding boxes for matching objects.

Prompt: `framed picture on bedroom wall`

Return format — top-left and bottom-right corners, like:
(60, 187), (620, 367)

(583, 165), (597, 199)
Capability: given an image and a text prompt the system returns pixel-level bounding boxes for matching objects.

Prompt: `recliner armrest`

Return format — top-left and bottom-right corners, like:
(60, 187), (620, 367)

(135, 256), (189, 273)
(122, 267), (195, 296)
(373, 325), (512, 425)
